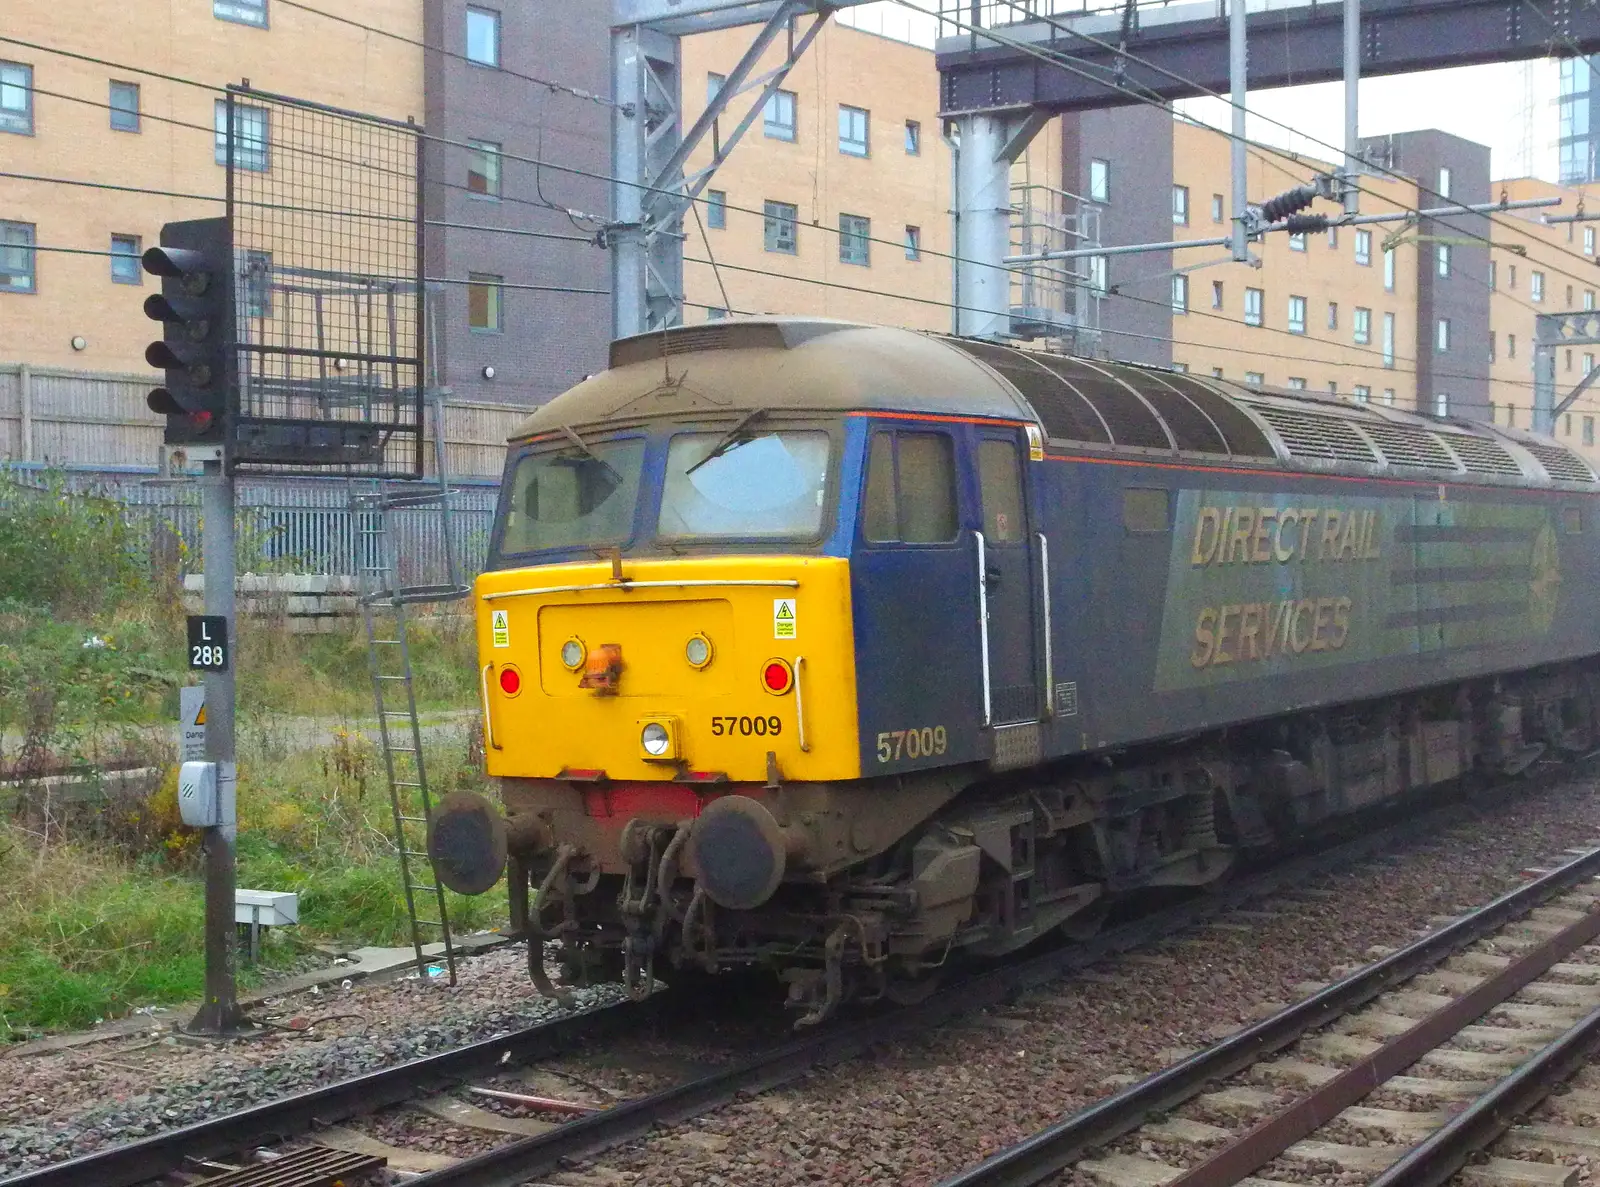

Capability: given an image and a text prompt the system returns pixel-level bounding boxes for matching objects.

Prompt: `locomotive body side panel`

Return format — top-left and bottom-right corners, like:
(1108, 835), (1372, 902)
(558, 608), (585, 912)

(1035, 455), (1600, 758)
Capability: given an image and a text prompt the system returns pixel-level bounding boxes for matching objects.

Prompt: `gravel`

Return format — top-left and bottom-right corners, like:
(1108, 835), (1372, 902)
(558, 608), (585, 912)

(6, 771), (1600, 1186)
(585, 772), (1600, 1187)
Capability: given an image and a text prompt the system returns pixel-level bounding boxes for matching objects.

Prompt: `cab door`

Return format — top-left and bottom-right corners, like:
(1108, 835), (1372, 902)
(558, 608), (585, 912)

(973, 429), (1040, 725)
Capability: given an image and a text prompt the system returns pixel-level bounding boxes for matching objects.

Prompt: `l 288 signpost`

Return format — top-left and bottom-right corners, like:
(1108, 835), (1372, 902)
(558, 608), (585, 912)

(141, 87), (429, 1035)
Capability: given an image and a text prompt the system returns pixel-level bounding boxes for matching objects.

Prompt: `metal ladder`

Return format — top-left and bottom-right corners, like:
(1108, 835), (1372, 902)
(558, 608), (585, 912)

(351, 397), (471, 984)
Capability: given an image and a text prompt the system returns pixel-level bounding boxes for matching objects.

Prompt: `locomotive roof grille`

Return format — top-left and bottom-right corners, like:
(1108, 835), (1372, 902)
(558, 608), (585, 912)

(1243, 402), (1383, 466)
(1436, 432), (1526, 478)
(1356, 420), (1459, 472)
(1522, 439), (1599, 484)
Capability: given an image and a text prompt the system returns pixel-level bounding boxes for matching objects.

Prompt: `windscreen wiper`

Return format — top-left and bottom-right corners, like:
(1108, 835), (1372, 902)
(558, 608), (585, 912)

(560, 425), (622, 482)
(685, 407), (768, 476)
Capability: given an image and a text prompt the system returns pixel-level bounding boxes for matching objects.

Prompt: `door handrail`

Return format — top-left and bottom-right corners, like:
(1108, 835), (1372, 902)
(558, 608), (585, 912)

(975, 530), (992, 727)
(1038, 531), (1053, 718)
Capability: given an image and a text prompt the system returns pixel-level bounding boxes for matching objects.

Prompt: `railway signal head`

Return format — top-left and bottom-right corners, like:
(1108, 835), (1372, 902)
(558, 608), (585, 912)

(143, 217), (233, 447)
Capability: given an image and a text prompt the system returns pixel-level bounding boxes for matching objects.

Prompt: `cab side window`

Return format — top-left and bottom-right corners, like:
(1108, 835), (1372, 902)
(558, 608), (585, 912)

(977, 439), (1024, 543)
(863, 430), (958, 543)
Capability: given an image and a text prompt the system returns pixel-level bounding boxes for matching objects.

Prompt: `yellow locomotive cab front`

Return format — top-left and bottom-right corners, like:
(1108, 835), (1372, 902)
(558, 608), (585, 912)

(476, 555), (861, 784)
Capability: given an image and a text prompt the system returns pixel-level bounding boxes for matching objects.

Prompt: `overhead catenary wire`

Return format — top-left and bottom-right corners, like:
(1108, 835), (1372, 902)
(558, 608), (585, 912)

(907, 0), (1600, 300)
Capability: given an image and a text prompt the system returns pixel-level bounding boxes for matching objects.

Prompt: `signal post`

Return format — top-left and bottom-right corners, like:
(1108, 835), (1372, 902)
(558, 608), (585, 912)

(143, 219), (244, 1034)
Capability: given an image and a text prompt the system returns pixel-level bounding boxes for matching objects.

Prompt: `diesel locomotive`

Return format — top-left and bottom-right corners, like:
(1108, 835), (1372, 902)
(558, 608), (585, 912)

(429, 318), (1600, 1023)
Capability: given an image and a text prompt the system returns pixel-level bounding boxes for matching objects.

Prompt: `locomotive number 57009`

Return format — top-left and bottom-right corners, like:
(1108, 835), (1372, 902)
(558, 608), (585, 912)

(876, 726), (948, 763)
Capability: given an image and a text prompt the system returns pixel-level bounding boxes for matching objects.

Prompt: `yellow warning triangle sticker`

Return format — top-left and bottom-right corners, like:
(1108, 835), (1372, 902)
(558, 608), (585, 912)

(776, 603), (794, 619)
(194, 705), (206, 725)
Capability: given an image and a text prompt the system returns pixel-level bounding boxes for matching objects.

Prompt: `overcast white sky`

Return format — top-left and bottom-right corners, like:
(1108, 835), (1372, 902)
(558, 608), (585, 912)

(838, 3), (1563, 183)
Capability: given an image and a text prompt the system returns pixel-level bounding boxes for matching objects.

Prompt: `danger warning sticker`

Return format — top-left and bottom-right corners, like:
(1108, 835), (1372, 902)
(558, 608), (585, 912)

(491, 609), (510, 648)
(773, 598), (796, 640)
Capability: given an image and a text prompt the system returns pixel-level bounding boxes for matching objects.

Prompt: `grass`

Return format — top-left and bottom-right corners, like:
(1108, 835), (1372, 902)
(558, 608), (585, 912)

(0, 472), (506, 1041)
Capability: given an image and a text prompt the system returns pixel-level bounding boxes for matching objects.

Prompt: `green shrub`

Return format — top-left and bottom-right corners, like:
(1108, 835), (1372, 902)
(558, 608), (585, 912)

(0, 471), (147, 616)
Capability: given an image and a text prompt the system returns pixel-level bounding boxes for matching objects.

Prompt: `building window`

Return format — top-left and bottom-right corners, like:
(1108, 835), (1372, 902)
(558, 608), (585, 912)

(466, 139), (501, 198)
(214, 0), (267, 27)
(0, 221), (36, 292)
(1328, 381), (1338, 395)
(707, 73), (724, 104)
(1212, 367), (1224, 378)
(1533, 270), (1546, 302)
(467, 272), (502, 332)
(1570, 284), (1577, 306)
(904, 120), (920, 155)
(1587, 416), (1597, 447)
(764, 200), (798, 254)
(1436, 318), (1451, 352)
(1287, 377), (1307, 390)
(466, 7), (500, 66)
(1173, 184), (1189, 226)
(1588, 227), (1596, 255)
(1171, 274), (1188, 313)
(1489, 331), (1496, 362)
(1382, 247), (1395, 291)
(1508, 333), (1517, 359)
(839, 213), (870, 265)
(1434, 392), (1449, 417)
(765, 90), (797, 141)
(1245, 371), (1264, 385)
(838, 105), (869, 157)
(1211, 280), (1223, 309)
(1438, 166), (1452, 199)
(1089, 158), (1110, 203)
(1587, 353), (1596, 375)
(1211, 193), (1224, 223)
(1172, 362), (1189, 373)
(1383, 388), (1395, 405)
(1355, 229), (1372, 266)
(110, 235), (142, 284)
(241, 249), (271, 317)
(1287, 295), (1307, 334)
(109, 81), (140, 132)
(1382, 311), (1396, 367)
(0, 62), (32, 135)
(1588, 290), (1596, 311)
(1289, 232), (1306, 252)
(904, 225), (921, 261)
(1327, 226), (1339, 249)
(1087, 255), (1108, 294)
(1354, 385), (1371, 402)
(1437, 244), (1451, 277)
(1327, 301), (1339, 331)
(214, 100), (269, 171)
(1510, 264), (1518, 289)
(707, 190), (726, 229)
(1490, 260), (1498, 290)
(1565, 413), (1571, 435)
(1244, 287), (1263, 326)
(1569, 348), (1575, 372)
(1353, 306), (1371, 345)
(707, 307), (728, 320)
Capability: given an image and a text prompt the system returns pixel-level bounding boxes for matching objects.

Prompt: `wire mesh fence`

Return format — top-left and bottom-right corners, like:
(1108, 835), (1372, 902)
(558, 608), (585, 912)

(13, 471), (497, 585)
(225, 86), (425, 477)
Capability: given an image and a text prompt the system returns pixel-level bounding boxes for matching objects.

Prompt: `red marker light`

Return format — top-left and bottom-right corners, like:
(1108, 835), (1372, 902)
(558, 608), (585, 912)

(499, 666), (521, 696)
(762, 659), (794, 695)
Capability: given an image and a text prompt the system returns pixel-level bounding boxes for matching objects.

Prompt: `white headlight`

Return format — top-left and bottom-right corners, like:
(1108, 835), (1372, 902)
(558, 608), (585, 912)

(685, 634), (712, 668)
(561, 639), (585, 670)
(642, 722), (671, 756)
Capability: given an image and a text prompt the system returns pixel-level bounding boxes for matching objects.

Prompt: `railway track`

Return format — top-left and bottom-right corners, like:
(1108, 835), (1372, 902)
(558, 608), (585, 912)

(5, 778), (1581, 1187)
(938, 842), (1600, 1187)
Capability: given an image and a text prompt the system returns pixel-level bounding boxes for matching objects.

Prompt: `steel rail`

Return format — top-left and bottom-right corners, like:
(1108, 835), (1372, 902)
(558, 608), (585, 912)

(934, 841), (1600, 1187)
(1367, 999), (1600, 1187)
(400, 798), (1476, 1187)
(0, 995), (664, 1187)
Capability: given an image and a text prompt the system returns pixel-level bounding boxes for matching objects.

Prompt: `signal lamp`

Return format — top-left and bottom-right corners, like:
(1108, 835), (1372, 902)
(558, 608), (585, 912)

(642, 722), (671, 756)
(685, 633), (713, 669)
(761, 658), (794, 696)
(498, 665), (522, 697)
